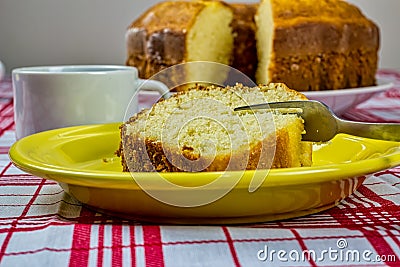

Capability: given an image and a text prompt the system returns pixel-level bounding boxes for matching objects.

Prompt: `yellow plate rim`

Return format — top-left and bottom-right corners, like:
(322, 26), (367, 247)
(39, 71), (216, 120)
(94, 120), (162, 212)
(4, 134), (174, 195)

(8, 123), (400, 190)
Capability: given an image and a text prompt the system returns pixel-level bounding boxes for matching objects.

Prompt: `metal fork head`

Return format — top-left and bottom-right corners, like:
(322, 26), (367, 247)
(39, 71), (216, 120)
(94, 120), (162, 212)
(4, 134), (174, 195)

(234, 100), (339, 142)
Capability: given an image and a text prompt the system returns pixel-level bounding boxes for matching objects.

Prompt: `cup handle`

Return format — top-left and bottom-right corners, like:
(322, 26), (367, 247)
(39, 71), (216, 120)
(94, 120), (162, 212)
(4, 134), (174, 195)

(138, 79), (171, 99)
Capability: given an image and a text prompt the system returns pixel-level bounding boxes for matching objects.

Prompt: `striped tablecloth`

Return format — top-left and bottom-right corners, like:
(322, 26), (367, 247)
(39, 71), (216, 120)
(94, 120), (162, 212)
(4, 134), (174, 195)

(0, 70), (399, 267)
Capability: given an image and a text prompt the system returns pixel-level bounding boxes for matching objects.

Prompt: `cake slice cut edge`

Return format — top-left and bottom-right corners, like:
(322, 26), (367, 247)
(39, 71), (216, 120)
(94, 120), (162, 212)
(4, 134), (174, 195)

(117, 83), (313, 172)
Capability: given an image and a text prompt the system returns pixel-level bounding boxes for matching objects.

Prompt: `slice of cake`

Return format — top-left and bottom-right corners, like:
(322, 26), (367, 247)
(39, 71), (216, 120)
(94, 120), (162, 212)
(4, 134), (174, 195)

(255, 0), (379, 91)
(126, 1), (234, 82)
(117, 83), (312, 172)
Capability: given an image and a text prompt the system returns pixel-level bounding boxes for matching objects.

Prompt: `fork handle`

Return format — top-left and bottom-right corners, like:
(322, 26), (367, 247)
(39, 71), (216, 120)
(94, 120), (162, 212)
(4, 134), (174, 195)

(337, 119), (400, 142)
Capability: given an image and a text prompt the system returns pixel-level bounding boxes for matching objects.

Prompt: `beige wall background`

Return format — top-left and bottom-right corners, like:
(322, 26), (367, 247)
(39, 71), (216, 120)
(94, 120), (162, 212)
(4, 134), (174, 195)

(0, 0), (399, 74)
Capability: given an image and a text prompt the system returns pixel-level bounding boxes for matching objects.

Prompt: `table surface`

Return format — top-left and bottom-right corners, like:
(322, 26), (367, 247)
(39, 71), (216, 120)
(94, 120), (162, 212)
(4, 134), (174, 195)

(0, 70), (399, 267)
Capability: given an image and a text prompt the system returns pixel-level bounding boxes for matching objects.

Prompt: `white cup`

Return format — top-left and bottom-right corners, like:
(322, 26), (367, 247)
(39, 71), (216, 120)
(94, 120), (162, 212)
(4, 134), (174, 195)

(12, 65), (169, 140)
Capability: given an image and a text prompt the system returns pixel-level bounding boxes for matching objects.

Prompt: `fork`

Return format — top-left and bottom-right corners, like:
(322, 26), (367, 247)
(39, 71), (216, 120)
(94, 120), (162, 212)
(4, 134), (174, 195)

(234, 100), (400, 142)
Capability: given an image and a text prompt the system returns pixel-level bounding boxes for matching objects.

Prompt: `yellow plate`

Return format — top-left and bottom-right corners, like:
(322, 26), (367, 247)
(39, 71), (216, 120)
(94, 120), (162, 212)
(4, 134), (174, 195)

(9, 123), (400, 224)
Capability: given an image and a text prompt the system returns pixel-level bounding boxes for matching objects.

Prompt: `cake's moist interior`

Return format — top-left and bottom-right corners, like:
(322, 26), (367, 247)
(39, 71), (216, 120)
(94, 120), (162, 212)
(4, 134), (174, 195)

(186, 2), (233, 84)
(255, 0), (273, 84)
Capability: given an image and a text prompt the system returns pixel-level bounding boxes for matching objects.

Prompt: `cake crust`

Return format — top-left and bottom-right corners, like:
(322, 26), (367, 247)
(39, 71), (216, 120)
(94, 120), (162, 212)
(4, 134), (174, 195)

(126, 2), (202, 78)
(259, 0), (379, 91)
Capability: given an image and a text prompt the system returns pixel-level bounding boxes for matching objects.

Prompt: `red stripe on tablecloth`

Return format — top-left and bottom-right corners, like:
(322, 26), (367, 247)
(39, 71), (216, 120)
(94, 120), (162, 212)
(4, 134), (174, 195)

(142, 225), (164, 267)
(356, 107), (400, 112)
(0, 174), (49, 179)
(222, 227), (241, 267)
(350, 190), (380, 208)
(130, 226), (136, 267)
(384, 88), (400, 98)
(0, 213), (70, 222)
(0, 181), (52, 186)
(375, 168), (400, 180)
(331, 198), (394, 228)
(0, 189), (64, 197)
(0, 102), (14, 136)
(290, 229), (318, 267)
(0, 180), (58, 186)
(2, 247), (77, 257)
(0, 174), (56, 184)
(112, 225), (123, 267)
(0, 221), (72, 234)
(386, 230), (400, 256)
(0, 100), (13, 115)
(0, 178), (46, 261)
(69, 209), (93, 267)
(378, 69), (400, 78)
(0, 162), (12, 177)
(0, 199), (77, 208)
(363, 181), (385, 186)
(358, 186), (400, 209)
(343, 110), (387, 123)
(248, 214), (343, 229)
(329, 186), (399, 265)
(359, 228), (400, 267)
(0, 100), (13, 113)
(0, 146), (10, 154)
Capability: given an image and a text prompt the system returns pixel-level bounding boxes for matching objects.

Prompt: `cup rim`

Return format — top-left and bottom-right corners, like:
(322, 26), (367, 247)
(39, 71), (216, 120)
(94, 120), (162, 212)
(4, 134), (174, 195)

(12, 65), (138, 75)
